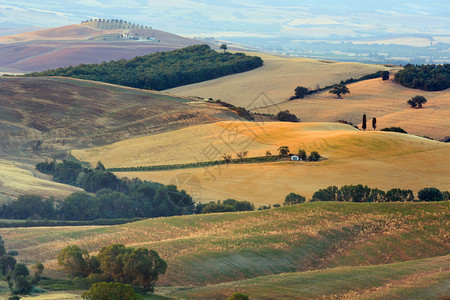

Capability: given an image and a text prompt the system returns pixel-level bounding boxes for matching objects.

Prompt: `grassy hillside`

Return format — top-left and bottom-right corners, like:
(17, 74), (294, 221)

(73, 121), (450, 204)
(268, 77), (450, 140)
(0, 159), (81, 201)
(166, 52), (397, 108)
(1, 202), (448, 288)
(0, 77), (238, 161)
(169, 256), (450, 299)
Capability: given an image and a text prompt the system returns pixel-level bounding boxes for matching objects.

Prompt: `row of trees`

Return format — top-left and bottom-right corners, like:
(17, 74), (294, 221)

(394, 64), (449, 91)
(24, 45), (264, 91)
(284, 186), (448, 204)
(58, 244), (166, 292)
(195, 199), (255, 214)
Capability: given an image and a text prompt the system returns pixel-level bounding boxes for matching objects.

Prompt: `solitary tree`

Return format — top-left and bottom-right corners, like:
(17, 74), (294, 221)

(362, 114), (367, 131)
(278, 146), (290, 157)
(308, 151), (321, 161)
(407, 95), (427, 108)
(220, 43), (228, 53)
(82, 282), (142, 300)
(297, 149), (307, 161)
(372, 117), (377, 130)
(381, 71), (390, 81)
(284, 193), (306, 205)
(276, 110), (299, 122)
(235, 151), (248, 163)
(222, 154), (232, 164)
(293, 86), (309, 99)
(329, 83), (350, 98)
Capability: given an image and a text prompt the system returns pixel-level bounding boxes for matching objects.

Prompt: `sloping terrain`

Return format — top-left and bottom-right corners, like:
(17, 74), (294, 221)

(0, 159), (81, 202)
(0, 202), (448, 289)
(73, 121), (450, 204)
(0, 24), (209, 73)
(0, 77), (238, 161)
(266, 77), (450, 140)
(166, 52), (397, 108)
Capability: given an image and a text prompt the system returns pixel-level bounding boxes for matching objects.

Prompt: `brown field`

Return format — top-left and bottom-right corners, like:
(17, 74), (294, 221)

(264, 77), (450, 140)
(0, 159), (81, 201)
(166, 52), (398, 108)
(0, 24), (209, 73)
(72, 121), (450, 205)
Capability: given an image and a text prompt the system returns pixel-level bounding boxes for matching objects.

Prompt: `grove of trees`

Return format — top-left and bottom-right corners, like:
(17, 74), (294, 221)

(24, 45), (264, 91)
(58, 244), (167, 292)
(394, 64), (449, 91)
(407, 95), (427, 108)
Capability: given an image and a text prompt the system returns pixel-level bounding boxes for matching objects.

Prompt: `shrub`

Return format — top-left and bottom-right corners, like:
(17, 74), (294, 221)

(407, 95), (427, 108)
(308, 151), (321, 161)
(284, 193), (306, 206)
(293, 86), (309, 99)
(227, 292), (250, 300)
(276, 110), (299, 122)
(418, 187), (444, 202)
(82, 282), (142, 300)
(381, 127), (408, 134)
(381, 70), (390, 80)
(443, 191), (450, 200)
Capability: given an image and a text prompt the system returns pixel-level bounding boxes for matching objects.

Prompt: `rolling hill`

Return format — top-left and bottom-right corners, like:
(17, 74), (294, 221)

(166, 52), (399, 108)
(72, 121), (450, 205)
(0, 77), (239, 162)
(0, 22), (210, 73)
(0, 202), (448, 296)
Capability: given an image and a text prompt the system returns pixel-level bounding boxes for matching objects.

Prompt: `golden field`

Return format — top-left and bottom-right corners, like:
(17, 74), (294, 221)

(73, 121), (450, 205)
(166, 52), (396, 108)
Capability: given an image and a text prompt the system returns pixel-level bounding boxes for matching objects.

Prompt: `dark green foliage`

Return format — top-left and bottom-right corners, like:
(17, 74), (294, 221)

(0, 195), (56, 220)
(284, 193), (306, 206)
(0, 255), (17, 276)
(292, 86), (309, 99)
(362, 114), (367, 131)
(329, 83), (350, 98)
(53, 160), (84, 185)
(0, 218), (141, 228)
(418, 187), (444, 202)
(372, 117), (377, 130)
(220, 43), (228, 53)
(25, 45), (264, 91)
(82, 282), (143, 300)
(381, 127), (408, 134)
(276, 110), (299, 122)
(8, 296), (21, 300)
(8, 250), (19, 256)
(98, 244), (167, 291)
(394, 64), (450, 91)
(443, 191), (450, 200)
(227, 292), (250, 300)
(407, 95), (427, 108)
(0, 236), (5, 256)
(201, 199), (255, 214)
(31, 262), (44, 285)
(312, 185), (415, 202)
(381, 70), (390, 80)
(308, 151), (321, 161)
(206, 99), (254, 121)
(95, 161), (106, 171)
(278, 146), (290, 157)
(385, 188), (414, 202)
(297, 149), (307, 161)
(35, 161), (56, 174)
(59, 193), (99, 221)
(57, 245), (92, 277)
(9, 264), (32, 295)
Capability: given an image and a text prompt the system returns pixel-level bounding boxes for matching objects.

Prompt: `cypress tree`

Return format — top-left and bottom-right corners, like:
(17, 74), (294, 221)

(362, 114), (367, 131)
(372, 117), (377, 130)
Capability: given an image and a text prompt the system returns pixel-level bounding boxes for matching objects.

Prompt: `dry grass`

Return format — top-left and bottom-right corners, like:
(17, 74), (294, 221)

(0, 159), (81, 201)
(268, 78), (450, 140)
(0, 202), (448, 287)
(73, 121), (450, 205)
(166, 52), (396, 108)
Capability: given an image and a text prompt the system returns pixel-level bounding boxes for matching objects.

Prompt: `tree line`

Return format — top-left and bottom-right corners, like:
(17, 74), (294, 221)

(23, 45), (264, 91)
(283, 185), (449, 204)
(394, 64), (449, 91)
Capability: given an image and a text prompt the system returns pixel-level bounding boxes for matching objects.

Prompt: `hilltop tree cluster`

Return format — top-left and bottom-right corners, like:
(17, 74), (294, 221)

(58, 244), (166, 292)
(24, 45), (264, 91)
(394, 64), (449, 91)
(81, 19), (150, 30)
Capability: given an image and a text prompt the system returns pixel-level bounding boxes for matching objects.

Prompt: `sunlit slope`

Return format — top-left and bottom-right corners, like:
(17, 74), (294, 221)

(166, 52), (394, 108)
(268, 78), (450, 140)
(0, 159), (81, 201)
(172, 256), (449, 300)
(73, 121), (450, 204)
(1, 202), (448, 287)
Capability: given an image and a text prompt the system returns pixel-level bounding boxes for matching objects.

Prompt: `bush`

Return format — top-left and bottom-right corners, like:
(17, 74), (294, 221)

(418, 187), (444, 202)
(82, 282), (142, 300)
(407, 95), (427, 108)
(381, 70), (390, 80)
(293, 86), (309, 99)
(284, 193), (306, 206)
(381, 127), (408, 134)
(308, 151), (321, 161)
(443, 191), (450, 200)
(276, 110), (299, 122)
(227, 292), (249, 300)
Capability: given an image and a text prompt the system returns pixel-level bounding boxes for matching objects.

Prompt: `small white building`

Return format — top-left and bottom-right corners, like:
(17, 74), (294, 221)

(291, 155), (300, 161)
